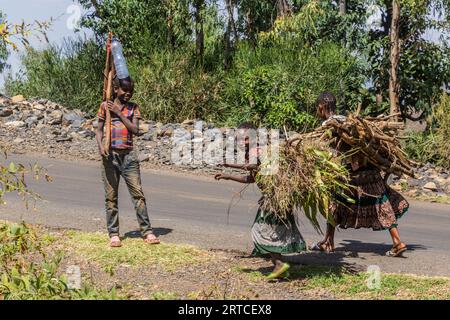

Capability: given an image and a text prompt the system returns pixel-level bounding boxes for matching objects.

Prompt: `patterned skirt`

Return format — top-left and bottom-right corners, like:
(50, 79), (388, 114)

(332, 168), (409, 231)
(251, 199), (307, 256)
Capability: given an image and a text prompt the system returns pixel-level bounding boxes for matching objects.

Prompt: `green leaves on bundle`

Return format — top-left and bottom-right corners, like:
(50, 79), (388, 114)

(256, 139), (354, 234)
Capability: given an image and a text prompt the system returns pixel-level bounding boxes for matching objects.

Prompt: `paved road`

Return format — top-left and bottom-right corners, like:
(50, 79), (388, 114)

(2, 154), (450, 277)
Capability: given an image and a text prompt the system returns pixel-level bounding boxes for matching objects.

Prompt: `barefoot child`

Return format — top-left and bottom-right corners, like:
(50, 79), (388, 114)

(310, 92), (409, 256)
(215, 123), (306, 279)
(96, 77), (160, 247)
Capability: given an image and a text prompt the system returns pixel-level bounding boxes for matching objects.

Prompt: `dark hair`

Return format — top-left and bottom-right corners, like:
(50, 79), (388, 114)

(113, 76), (134, 91)
(238, 122), (256, 130)
(316, 92), (336, 112)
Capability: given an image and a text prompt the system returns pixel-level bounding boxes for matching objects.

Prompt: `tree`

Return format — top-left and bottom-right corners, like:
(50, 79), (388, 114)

(194, 0), (205, 67)
(389, 0), (401, 119)
(224, 0), (238, 69)
(0, 11), (51, 73)
(0, 16), (52, 207)
(368, 0), (450, 120)
(339, 0), (347, 15)
(275, 0), (294, 18)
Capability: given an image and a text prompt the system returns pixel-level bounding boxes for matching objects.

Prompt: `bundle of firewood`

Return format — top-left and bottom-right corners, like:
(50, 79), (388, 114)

(289, 113), (417, 178)
(255, 113), (417, 232)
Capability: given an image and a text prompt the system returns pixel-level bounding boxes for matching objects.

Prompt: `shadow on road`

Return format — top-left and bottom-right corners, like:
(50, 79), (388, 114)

(123, 227), (173, 239)
(240, 257), (363, 281)
(336, 239), (428, 255)
(238, 239), (429, 279)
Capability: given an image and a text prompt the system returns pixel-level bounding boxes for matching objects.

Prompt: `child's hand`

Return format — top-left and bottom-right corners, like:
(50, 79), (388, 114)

(214, 173), (228, 181)
(98, 145), (109, 157)
(107, 101), (122, 116)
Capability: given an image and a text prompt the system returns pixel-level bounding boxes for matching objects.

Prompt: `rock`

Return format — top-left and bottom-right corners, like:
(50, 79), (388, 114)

(64, 112), (85, 124)
(407, 178), (422, 188)
(46, 102), (60, 110)
(159, 124), (175, 138)
(79, 130), (95, 139)
(0, 108), (13, 117)
(33, 104), (47, 111)
(138, 153), (150, 162)
(13, 138), (25, 144)
(142, 133), (154, 141)
(11, 95), (25, 104)
(56, 135), (73, 142)
(5, 121), (25, 129)
(182, 119), (195, 126)
(25, 116), (38, 127)
(139, 123), (150, 135)
(70, 119), (84, 130)
(52, 128), (62, 135)
(423, 182), (438, 191)
(48, 110), (63, 125)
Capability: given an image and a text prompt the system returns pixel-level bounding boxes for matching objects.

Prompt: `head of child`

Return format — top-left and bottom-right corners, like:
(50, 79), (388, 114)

(316, 92), (336, 120)
(113, 76), (134, 103)
(237, 122), (256, 149)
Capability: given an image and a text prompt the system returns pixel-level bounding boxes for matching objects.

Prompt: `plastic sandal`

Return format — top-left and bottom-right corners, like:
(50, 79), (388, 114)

(309, 242), (334, 253)
(267, 263), (290, 280)
(386, 243), (407, 257)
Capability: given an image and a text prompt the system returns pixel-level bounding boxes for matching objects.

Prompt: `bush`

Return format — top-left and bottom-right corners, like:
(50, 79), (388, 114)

(4, 37), (104, 115)
(404, 92), (450, 168)
(131, 50), (225, 123)
(219, 42), (365, 130)
(0, 222), (119, 300)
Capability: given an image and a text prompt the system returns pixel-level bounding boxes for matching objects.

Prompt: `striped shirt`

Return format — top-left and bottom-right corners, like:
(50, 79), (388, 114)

(97, 101), (141, 150)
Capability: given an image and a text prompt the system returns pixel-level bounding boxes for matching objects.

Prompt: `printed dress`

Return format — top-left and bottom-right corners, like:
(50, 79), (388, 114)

(331, 167), (409, 231)
(322, 115), (409, 231)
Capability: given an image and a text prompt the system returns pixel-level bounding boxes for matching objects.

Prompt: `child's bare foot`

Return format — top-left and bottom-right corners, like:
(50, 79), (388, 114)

(143, 233), (160, 245)
(110, 235), (122, 247)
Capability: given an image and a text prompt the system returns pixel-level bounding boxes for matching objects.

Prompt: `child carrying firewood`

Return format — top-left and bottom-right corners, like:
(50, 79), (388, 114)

(96, 76), (160, 247)
(214, 123), (306, 279)
(310, 92), (409, 257)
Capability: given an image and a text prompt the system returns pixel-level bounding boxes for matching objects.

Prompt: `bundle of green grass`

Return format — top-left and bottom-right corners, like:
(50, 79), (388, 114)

(256, 137), (353, 233)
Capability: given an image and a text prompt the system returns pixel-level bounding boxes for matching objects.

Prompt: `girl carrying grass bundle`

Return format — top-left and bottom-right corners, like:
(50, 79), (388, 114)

(310, 92), (409, 257)
(214, 123), (306, 280)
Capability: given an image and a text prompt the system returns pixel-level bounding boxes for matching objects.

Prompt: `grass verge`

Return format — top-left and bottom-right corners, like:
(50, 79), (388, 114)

(57, 230), (213, 272)
(236, 264), (450, 300)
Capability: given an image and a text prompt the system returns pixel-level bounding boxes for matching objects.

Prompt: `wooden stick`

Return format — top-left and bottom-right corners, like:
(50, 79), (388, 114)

(103, 32), (113, 153)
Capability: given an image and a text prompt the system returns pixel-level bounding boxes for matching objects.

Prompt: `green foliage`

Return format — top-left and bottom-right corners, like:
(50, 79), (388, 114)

(0, 222), (119, 300)
(404, 92), (450, 168)
(366, 0), (450, 117)
(0, 11), (9, 73)
(78, 0), (194, 61)
(0, 146), (52, 208)
(3, 0), (450, 139)
(220, 41), (364, 130)
(132, 50), (224, 123)
(5, 38), (104, 114)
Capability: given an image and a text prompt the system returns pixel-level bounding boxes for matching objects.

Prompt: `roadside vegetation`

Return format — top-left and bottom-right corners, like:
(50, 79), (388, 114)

(2, 1), (449, 168)
(2, 221), (450, 300)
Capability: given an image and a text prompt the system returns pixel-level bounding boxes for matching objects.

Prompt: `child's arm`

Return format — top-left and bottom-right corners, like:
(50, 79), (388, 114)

(107, 101), (139, 134)
(220, 163), (258, 171)
(95, 119), (108, 157)
(214, 173), (255, 184)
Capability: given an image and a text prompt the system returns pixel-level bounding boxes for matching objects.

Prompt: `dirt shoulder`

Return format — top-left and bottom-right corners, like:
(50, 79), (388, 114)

(14, 222), (450, 300)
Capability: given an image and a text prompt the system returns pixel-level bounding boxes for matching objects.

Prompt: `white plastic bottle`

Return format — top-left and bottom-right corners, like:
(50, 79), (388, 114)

(111, 37), (129, 79)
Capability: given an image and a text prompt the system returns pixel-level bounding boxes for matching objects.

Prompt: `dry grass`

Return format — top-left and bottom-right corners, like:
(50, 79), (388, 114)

(56, 230), (213, 272)
(256, 139), (351, 232)
(235, 264), (450, 300)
